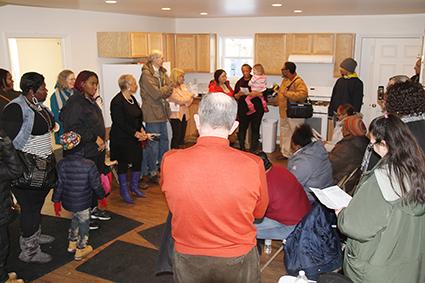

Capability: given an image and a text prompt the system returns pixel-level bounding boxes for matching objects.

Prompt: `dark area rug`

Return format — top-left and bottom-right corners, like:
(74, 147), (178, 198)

(6, 211), (142, 282)
(76, 240), (172, 283)
(138, 223), (166, 248)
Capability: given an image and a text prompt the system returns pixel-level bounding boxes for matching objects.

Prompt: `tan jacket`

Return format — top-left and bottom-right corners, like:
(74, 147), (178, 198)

(139, 62), (173, 123)
(168, 84), (193, 121)
(278, 75), (308, 118)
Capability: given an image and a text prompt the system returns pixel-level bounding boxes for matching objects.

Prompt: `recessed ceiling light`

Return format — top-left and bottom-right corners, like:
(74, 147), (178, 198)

(272, 3), (283, 7)
(161, 7), (171, 11)
(294, 9), (303, 13)
(200, 12), (208, 15)
(105, 0), (117, 4)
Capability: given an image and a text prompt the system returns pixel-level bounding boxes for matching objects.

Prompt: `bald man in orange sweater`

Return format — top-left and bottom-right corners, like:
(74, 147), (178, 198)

(161, 92), (269, 283)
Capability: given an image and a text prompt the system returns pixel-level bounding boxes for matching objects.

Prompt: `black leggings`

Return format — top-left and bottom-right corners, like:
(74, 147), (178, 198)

(117, 160), (142, 175)
(170, 117), (187, 149)
(238, 110), (264, 151)
(12, 187), (49, 237)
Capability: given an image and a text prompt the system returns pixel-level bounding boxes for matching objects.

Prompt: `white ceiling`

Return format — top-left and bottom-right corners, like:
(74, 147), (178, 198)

(1, 0), (424, 18)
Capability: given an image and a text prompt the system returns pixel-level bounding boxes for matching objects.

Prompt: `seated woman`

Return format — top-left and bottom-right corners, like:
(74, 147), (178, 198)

(254, 152), (311, 242)
(337, 114), (425, 283)
(168, 68), (193, 149)
(288, 124), (333, 202)
(329, 115), (369, 193)
(208, 69), (234, 97)
(325, 103), (354, 152)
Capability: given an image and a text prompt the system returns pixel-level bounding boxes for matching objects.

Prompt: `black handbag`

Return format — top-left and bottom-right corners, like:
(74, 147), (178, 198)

(12, 151), (57, 190)
(286, 100), (313, 118)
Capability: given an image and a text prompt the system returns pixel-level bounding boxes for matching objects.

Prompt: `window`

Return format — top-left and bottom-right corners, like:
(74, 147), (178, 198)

(221, 36), (253, 80)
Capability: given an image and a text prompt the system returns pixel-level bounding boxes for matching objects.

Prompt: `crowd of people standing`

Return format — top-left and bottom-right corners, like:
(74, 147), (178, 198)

(0, 52), (424, 283)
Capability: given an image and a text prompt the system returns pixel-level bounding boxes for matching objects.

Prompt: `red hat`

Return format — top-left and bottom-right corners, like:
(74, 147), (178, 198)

(343, 116), (366, 137)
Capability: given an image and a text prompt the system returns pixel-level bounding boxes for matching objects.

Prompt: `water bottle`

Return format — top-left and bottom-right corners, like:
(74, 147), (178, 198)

(264, 239), (272, 255)
(294, 270), (309, 283)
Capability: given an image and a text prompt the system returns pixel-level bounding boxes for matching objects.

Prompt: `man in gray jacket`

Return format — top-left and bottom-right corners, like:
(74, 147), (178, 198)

(139, 50), (174, 183)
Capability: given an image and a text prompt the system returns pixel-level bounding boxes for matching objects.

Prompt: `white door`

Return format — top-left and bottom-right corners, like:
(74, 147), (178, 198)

(359, 37), (421, 126)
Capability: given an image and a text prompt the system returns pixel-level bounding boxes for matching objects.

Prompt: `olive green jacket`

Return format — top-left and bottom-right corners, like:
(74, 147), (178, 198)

(139, 62), (173, 123)
(338, 166), (425, 283)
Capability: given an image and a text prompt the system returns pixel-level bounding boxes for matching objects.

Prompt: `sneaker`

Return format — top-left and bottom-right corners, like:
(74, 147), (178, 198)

(75, 245), (93, 261)
(89, 220), (99, 230)
(140, 181), (150, 190)
(91, 207), (111, 221)
(68, 241), (77, 253)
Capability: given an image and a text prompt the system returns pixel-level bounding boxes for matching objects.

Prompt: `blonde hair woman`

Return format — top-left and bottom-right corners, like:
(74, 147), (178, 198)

(50, 70), (75, 144)
(168, 68), (193, 149)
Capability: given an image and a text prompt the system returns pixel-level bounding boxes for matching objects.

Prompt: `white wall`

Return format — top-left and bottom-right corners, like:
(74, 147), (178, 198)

(0, 5), (175, 77)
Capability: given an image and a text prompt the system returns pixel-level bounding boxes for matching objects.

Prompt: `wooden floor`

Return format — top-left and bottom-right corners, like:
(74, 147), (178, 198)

(35, 148), (288, 283)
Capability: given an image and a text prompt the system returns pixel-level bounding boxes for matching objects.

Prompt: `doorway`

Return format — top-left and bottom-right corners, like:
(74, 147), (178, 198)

(8, 37), (64, 109)
(359, 36), (421, 126)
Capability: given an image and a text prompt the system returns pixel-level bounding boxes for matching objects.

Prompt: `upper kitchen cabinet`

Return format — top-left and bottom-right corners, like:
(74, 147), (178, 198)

(286, 33), (334, 55)
(334, 34), (355, 77)
(97, 32), (165, 58)
(162, 33), (176, 68)
(254, 33), (286, 75)
(175, 33), (216, 73)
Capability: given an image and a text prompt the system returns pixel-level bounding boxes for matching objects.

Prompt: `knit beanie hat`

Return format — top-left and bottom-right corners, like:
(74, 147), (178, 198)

(60, 131), (81, 151)
(256, 151), (272, 171)
(340, 58), (357, 73)
(343, 115), (366, 137)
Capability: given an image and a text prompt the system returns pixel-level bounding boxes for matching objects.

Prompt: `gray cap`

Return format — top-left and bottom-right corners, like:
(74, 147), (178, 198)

(340, 58), (357, 73)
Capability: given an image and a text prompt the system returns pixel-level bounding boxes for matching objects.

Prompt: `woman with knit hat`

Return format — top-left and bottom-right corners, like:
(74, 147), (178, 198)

(329, 115), (369, 194)
(328, 58), (364, 119)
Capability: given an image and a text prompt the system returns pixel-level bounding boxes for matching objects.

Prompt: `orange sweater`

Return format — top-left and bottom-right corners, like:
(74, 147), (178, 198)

(161, 136), (269, 257)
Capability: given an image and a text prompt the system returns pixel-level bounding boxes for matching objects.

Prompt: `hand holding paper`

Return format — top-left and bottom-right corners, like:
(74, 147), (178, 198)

(310, 186), (352, 209)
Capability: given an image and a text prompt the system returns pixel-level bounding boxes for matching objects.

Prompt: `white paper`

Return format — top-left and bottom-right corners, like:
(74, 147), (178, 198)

(240, 87), (250, 94)
(310, 186), (352, 209)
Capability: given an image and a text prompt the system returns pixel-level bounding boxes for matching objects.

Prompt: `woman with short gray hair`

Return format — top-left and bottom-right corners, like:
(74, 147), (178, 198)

(110, 74), (148, 204)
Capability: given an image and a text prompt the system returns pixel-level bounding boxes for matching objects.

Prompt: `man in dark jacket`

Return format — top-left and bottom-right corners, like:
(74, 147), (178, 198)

(328, 58), (364, 118)
(52, 131), (106, 261)
(0, 128), (24, 283)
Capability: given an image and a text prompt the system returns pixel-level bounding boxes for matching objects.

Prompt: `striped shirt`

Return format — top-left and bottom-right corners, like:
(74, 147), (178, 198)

(21, 132), (53, 158)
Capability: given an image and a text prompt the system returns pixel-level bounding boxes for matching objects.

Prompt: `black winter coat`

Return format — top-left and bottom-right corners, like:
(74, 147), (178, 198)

(52, 150), (105, 212)
(0, 128), (23, 226)
(328, 77), (364, 117)
(60, 91), (105, 159)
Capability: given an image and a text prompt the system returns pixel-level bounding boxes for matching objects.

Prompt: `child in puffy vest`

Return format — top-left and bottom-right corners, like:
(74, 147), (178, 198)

(52, 131), (106, 261)
(247, 64), (269, 115)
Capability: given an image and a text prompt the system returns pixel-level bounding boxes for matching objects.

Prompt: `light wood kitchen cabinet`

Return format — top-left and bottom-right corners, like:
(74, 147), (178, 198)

(97, 32), (147, 58)
(175, 34), (216, 73)
(175, 34), (197, 72)
(287, 33), (313, 55)
(97, 32), (165, 58)
(147, 32), (163, 53)
(254, 33), (286, 75)
(286, 33), (334, 55)
(196, 34), (212, 72)
(312, 34), (335, 55)
(334, 33), (355, 77)
(162, 33), (176, 68)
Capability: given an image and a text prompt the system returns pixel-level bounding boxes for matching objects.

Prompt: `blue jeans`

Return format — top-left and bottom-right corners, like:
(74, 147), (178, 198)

(69, 208), (90, 249)
(255, 217), (296, 240)
(142, 122), (169, 176)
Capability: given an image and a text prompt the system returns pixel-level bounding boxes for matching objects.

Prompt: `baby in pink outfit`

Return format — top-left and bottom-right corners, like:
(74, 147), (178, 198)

(247, 64), (269, 115)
